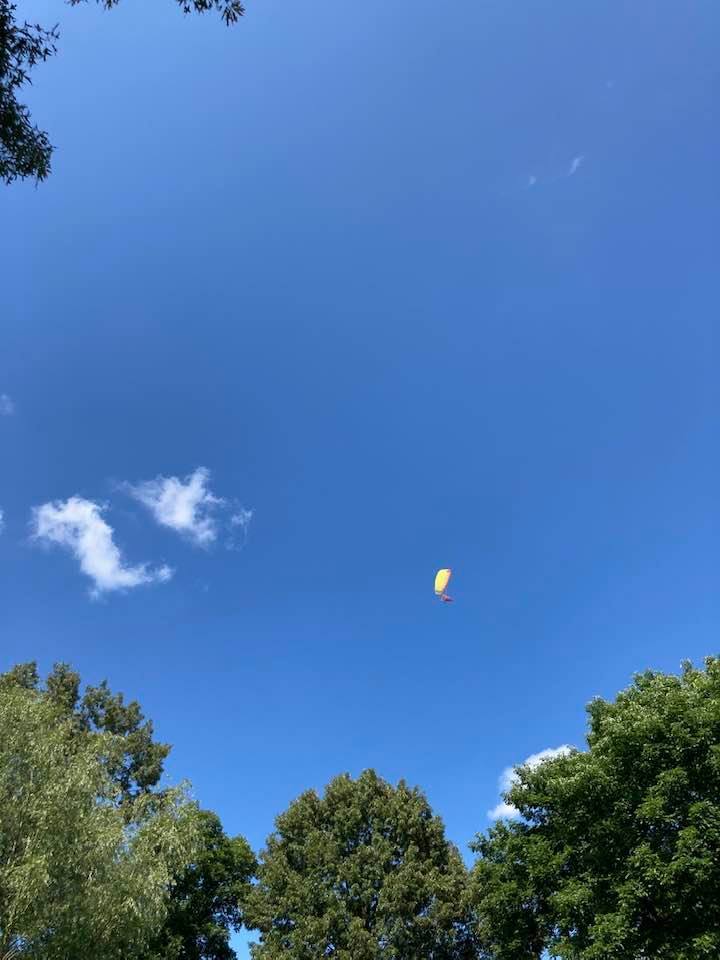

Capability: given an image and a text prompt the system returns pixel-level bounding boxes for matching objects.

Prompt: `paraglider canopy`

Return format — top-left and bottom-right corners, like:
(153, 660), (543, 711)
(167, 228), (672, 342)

(434, 568), (453, 602)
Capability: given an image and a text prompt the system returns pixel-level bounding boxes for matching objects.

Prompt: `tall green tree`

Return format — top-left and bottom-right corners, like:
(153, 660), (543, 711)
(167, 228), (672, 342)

(245, 769), (476, 960)
(469, 657), (720, 960)
(1, 662), (255, 960)
(2, 660), (170, 800)
(0, 0), (244, 185)
(144, 809), (256, 960)
(0, 682), (200, 959)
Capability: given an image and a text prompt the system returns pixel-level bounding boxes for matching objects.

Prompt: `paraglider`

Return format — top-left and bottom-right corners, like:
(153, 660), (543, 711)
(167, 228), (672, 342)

(434, 568), (453, 603)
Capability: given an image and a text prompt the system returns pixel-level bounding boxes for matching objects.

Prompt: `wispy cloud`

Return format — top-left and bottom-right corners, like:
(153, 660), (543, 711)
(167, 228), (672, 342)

(487, 745), (573, 820)
(0, 509), (4, 534)
(124, 467), (252, 549)
(568, 154), (585, 177)
(32, 497), (172, 597)
(523, 155), (586, 191)
(228, 507), (254, 549)
(0, 394), (15, 416)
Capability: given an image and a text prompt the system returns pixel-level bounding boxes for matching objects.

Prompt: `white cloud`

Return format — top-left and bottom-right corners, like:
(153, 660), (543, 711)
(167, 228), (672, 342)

(487, 801), (517, 820)
(230, 507), (253, 529)
(32, 496), (173, 597)
(488, 745), (573, 820)
(0, 509), (4, 534)
(228, 507), (254, 549)
(126, 467), (223, 546)
(0, 394), (15, 416)
(126, 467), (252, 549)
(568, 154), (585, 176)
(523, 157), (584, 191)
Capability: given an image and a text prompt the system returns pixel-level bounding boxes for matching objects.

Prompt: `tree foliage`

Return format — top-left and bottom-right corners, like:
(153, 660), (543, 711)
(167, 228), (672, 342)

(1, 662), (255, 960)
(0, 0), (243, 185)
(6, 654), (719, 959)
(143, 809), (256, 960)
(2, 660), (170, 800)
(0, 1), (57, 184)
(244, 769), (475, 960)
(469, 657), (720, 960)
(66, 0), (245, 25)
(0, 682), (200, 959)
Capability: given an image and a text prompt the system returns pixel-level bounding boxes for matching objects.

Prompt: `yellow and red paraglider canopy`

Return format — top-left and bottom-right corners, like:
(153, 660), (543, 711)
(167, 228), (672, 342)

(434, 568), (452, 596)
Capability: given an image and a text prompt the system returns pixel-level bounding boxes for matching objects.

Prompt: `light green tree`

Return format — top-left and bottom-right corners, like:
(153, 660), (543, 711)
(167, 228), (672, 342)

(469, 657), (720, 959)
(0, 682), (200, 959)
(1, 662), (256, 960)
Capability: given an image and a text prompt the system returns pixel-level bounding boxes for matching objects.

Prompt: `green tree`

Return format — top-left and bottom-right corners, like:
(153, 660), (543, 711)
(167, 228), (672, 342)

(469, 657), (720, 960)
(0, 682), (200, 959)
(0, 2), (57, 183)
(2, 660), (170, 800)
(144, 810), (257, 960)
(1, 662), (255, 960)
(0, 0), (244, 185)
(245, 769), (475, 960)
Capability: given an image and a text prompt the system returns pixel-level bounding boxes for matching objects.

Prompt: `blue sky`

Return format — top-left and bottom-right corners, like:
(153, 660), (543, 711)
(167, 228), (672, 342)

(2, 0), (719, 953)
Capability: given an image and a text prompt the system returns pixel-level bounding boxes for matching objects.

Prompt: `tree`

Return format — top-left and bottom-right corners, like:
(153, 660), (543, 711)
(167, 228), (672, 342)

(144, 810), (256, 960)
(469, 657), (720, 960)
(0, 2), (57, 183)
(2, 660), (170, 800)
(0, 682), (200, 959)
(244, 769), (476, 960)
(0, 0), (244, 185)
(1, 662), (255, 960)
